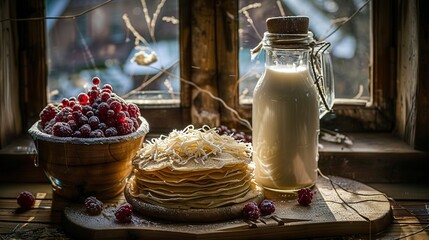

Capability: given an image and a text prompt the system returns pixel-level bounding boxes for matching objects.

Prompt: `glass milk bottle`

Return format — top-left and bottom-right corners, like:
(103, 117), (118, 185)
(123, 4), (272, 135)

(252, 16), (319, 192)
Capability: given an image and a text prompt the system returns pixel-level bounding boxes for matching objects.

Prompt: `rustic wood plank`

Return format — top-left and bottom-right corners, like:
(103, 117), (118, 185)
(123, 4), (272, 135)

(413, 0), (429, 151)
(368, 184), (429, 200)
(190, 0), (220, 127)
(216, 0), (240, 127)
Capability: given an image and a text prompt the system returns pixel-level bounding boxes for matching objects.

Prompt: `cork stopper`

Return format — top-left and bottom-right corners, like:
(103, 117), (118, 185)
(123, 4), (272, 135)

(266, 16), (309, 34)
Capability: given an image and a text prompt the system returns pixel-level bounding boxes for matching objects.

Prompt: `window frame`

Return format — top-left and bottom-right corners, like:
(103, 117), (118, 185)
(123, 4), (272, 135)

(4, 0), (427, 146)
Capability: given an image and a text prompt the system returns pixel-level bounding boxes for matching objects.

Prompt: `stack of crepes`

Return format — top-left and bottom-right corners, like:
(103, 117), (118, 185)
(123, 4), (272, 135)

(129, 125), (262, 209)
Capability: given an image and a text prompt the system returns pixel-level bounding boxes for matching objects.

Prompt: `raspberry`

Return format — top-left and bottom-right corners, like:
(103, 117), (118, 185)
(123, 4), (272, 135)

(102, 84), (113, 92)
(17, 191), (35, 209)
(98, 122), (107, 132)
(72, 130), (82, 138)
(117, 118), (133, 135)
(88, 90), (99, 100)
(43, 118), (56, 134)
(105, 127), (118, 137)
(72, 104), (82, 112)
(127, 103), (140, 118)
(115, 111), (126, 123)
(55, 107), (72, 123)
(242, 201), (260, 220)
(76, 115), (89, 127)
(72, 110), (82, 120)
(77, 93), (89, 105)
(79, 124), (92, 137)
(115, 203), (133, 223)
(97, 102), (110, 116)
(101, 92), (111, 102)
(61, 98), (69, 107)
(39, 104), (58, 127)
(52, 122), (73, 137)
(92, 77), (101, 86)
(81, 105), (92, 115)
(258, 199), (275, 216)
(67, 119), (78, 131)
(297, 188), (313, 206)
(89, 129), (105, 138)
(131, 117), (140, 130)
(86, 110), (95, 118)
(109, 101), (122, 113)
(88, 116), (100, 129)
(84, 196), (103, 215)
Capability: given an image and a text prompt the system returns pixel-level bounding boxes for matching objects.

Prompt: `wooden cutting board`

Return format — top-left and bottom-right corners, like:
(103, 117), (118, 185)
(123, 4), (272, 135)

(63, 176), (392, 239)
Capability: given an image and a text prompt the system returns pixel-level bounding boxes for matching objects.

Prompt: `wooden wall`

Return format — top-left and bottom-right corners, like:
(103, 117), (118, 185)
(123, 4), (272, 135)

(396, 0), (429, 151)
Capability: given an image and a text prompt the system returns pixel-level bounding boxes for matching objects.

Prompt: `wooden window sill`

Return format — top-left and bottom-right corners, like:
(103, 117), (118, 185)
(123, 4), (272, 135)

(1, 132), (428, 183)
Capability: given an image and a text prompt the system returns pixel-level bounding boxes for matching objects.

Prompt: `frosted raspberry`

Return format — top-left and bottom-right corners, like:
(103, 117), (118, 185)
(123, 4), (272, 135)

(84, 196), (103, 215)
(242, 201), (260, 220)
(17, 191), (35, 209)
(86, 110), (95, 118)
(39, 104), (58, 127)
(92, 77), (101, 86)
(88, 116), (100, 129)
(89, 129), (105, 138)
(115, 111), (126, 123)
(79, 124), (91, 137)
(109, 101), (122, 113)
(104, 127), (118, 137)
(100, 92), (111, 102)
(127, 103), (140, 118)
(102, 83), (113, 91)
(98, 122), (107, 132)
(52, 122), (73, 137)
(55, 107), (72, 123)
(115, 203), (133, 223)
(117, 118), (133, 135)
(297, 188), (313, 206)
(43, 118), (56, 134)
(88, 90), (99, 101)
(259, 199), (275, 216)
(76, 115), (89, 127)
(67, 119), (78, 131)
(97, 102), (110, 116)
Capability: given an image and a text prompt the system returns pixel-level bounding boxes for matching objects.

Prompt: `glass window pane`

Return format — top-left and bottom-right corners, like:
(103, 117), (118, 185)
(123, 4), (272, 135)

(238, 0), (370, 103)
(46, 0), (180, 106)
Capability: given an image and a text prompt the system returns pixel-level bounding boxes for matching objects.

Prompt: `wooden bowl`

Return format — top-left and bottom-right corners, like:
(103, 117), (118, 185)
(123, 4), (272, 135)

(28, 116), (149, 201)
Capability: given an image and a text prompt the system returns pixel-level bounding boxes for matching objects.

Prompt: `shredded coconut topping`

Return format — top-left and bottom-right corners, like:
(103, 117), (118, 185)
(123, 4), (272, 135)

(134, 125), (252, 169)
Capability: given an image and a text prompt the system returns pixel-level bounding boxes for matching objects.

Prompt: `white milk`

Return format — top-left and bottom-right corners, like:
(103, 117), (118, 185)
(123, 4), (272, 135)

(252, 65), (319, 192)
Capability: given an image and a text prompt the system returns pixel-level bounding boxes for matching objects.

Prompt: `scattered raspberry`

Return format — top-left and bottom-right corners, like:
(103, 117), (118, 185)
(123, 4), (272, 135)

(17, 191), (35, 209)
(52, 122), (73, 137)
(258, 199), (275, 216)
(115, 203), (133, 223)
(242, 201), (260, 220)
(297, 188), (313, 206)
(84, 196), (103, 215)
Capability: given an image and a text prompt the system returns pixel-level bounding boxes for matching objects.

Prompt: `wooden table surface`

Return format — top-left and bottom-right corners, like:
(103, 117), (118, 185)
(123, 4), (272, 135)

(0, 182), (428, 239)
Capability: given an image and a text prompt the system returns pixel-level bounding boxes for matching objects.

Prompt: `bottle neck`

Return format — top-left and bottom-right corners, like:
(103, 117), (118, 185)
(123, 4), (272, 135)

(264, 48), (310, 70)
